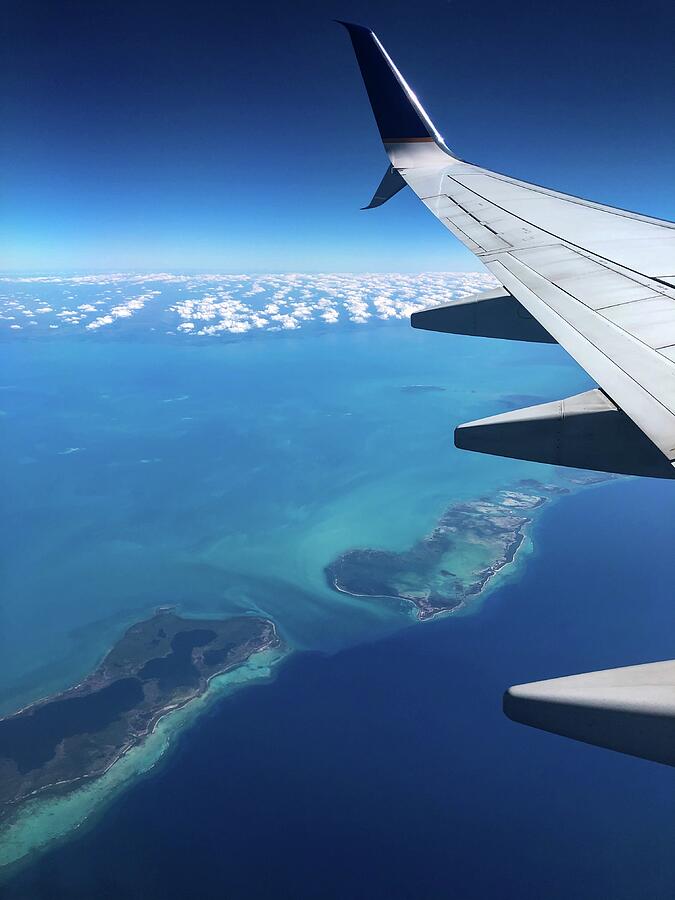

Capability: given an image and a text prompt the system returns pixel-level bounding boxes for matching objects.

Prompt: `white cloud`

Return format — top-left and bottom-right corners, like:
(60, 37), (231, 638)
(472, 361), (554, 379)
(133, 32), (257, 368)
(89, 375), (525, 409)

(270, 313), (299, 330)
(86, 314), (114, 330)
(1, 272), (499, 337)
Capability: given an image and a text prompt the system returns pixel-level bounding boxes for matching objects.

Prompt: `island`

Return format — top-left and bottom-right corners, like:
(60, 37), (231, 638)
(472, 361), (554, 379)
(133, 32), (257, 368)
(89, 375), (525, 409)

(0, 611), (279, 822)
(400, 384), (447, 394)
(325, 480), (571, 620)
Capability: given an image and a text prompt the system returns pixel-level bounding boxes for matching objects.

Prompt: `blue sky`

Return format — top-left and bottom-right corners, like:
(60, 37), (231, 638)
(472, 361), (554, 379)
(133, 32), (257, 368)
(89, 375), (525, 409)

(2, 0), (675, 273)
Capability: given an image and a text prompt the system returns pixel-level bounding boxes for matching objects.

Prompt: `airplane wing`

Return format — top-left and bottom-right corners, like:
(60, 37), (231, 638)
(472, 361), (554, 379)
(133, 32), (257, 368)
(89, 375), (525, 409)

(339, 21), (675, 481)
(339, 21), (675, 767)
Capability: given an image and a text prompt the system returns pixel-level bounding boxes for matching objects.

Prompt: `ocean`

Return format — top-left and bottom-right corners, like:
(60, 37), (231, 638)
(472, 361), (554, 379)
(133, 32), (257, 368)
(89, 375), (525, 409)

(1, 276), (674, 897)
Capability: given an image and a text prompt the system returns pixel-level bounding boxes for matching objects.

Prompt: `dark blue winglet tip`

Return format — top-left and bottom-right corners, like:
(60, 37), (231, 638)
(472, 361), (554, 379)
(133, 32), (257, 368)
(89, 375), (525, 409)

(336, 18), (439, 147)
(334, 20), (373, 35)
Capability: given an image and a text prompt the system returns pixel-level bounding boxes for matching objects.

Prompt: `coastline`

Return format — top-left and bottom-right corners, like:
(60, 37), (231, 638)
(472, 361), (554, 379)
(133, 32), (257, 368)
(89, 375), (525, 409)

(331, 524), (530, 619)
(5, 475), (671, 900)
(325, 480), (567, 622)
(0, 635), (290, 878)
(325, 473), (616, 622)
(0, 475), (617, 877)
(0, 621), (281, 817)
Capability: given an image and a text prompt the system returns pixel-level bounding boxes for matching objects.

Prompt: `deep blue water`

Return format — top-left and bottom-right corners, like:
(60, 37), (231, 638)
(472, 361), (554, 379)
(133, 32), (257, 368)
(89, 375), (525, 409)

(5, 477), (675, 899)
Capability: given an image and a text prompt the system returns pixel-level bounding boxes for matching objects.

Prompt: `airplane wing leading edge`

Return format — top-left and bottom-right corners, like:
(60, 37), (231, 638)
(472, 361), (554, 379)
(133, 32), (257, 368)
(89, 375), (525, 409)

(339, 21), (675, 766)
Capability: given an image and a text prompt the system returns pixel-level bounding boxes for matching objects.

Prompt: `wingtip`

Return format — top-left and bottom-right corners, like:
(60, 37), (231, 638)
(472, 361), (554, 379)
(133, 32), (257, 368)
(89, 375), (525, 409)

(502, 686), (520, 722)
(334, 20), (373, 35)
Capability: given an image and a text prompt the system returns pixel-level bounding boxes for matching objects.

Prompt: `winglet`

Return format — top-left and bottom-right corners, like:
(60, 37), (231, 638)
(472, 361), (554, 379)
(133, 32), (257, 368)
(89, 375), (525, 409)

(337, 21), (452, 154)
(362, 164), (407, 209)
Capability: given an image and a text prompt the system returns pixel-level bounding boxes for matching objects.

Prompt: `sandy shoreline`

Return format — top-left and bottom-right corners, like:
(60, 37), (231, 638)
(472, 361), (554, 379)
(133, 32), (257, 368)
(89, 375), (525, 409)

(0, 632), (289, 878)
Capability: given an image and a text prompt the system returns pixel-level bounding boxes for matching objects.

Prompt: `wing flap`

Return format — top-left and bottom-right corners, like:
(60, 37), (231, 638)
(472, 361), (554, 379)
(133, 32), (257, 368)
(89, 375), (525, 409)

(602, 296), (675, 349)
(490, 256), (675, 462)
(511, 246), (656, 309)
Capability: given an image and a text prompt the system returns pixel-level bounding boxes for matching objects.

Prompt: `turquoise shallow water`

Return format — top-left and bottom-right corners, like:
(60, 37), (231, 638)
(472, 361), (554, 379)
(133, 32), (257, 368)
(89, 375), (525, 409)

(1, 309), (598, 869)
(1, 322), (592, 703)
(5, 480), (675, 899)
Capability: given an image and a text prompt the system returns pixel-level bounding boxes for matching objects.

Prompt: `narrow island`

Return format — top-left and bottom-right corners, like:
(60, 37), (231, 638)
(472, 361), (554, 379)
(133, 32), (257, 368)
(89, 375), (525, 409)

(400, 385), (447, 394)
(0, 611), (279, 823)
(325, 479), (571, 620)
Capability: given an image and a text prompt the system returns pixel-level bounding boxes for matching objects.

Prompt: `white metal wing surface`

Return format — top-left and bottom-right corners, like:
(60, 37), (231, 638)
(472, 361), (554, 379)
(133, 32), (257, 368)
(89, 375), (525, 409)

(340, 21), (675, 479)
(410, 158), (675, 467)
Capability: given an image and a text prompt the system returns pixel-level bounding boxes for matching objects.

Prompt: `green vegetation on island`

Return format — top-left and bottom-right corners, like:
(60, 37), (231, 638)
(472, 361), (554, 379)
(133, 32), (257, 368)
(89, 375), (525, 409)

(0, 611), (278, 823)
(325, 480), (571, 620)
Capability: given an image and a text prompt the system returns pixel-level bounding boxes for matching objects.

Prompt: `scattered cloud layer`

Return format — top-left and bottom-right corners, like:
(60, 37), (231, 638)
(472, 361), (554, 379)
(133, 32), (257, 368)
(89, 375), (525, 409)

(0, 272), (497, 336)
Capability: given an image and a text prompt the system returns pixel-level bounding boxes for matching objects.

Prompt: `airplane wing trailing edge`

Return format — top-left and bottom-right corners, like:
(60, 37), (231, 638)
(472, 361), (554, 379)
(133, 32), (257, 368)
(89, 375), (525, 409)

(339, 21), (675, 767)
